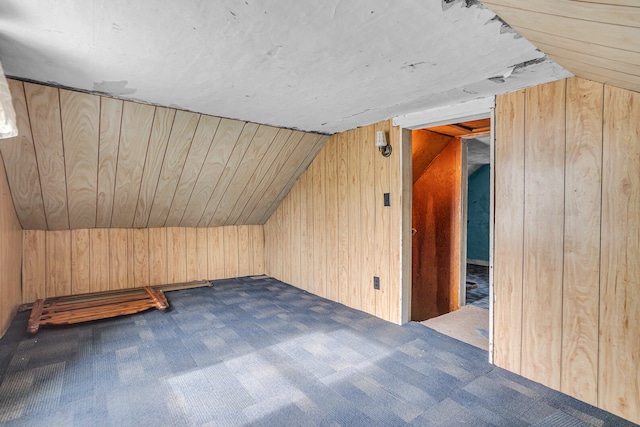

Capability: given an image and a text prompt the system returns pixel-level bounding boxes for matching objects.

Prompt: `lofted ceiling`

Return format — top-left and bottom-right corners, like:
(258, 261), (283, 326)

(483, 0), (640, 93)
(0, 0), (571, 134)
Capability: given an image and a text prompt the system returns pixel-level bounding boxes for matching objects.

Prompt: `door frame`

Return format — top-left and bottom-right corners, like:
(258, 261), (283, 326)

(394, 96), (495, 361)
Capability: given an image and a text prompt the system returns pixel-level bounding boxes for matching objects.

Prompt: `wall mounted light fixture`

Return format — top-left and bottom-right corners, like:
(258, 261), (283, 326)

(375, 130), (392, 157)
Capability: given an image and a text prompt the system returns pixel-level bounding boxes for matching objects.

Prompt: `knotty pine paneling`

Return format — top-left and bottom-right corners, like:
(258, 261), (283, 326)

(0, 152), (23, 338)
(3, 79), (326, 231)
(21, 226), (265, 302)
(264, 120), (403, 324)
(493, 77), (640, 424)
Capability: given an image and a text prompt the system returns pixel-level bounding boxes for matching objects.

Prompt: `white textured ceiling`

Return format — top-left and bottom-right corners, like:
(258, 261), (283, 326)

(0, 0), (571, 134)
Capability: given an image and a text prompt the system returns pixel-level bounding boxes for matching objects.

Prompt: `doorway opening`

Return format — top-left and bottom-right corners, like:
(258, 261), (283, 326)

(410, 117), (491, 350)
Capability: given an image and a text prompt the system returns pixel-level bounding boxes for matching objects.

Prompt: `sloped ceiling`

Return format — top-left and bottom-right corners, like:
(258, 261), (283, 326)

(0, 0), (570, 134)
(2, 79), (327, 230)
(482, 0), (640, 93)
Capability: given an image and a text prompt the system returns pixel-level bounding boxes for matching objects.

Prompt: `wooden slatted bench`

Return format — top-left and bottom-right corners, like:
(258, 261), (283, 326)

(23, 280), (211, 334)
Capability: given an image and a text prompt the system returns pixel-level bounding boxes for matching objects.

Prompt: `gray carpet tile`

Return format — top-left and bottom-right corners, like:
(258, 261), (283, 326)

(0, 276), (636, 427)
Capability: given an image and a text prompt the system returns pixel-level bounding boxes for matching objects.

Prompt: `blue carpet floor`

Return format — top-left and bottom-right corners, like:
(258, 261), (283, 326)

(0, 276), (634, 426)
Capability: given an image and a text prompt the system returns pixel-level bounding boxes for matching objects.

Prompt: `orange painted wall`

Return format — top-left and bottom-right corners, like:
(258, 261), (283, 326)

(411, 138), (461, 321)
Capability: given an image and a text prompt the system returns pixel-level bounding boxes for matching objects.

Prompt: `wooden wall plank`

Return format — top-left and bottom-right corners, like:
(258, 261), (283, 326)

(180, 119), (245, 227)
(200, 123), (259, 227)
(22, 230), (46, 303)
(148, 228), (168, 286)
(284, 187), (292, 282)
(0, 80), (47, 229)
(374, 121), (391, 320)
(46, 230), (71, 297)
(211, 125), (279, 226)
(147, 111), (200, 227)
(133, 107), (176, 227)
(521, 80), (566, 390)
(111, 102), (156, 227)
(96, 97), (123, 228)
(89, 228), (109, 292)
(24, 83), (69, 230)
(561, 77), (603, 406)
(229, 129), (293, 225)
(337, 132), (349, 306)
(109, 229), (129, 290)
(165, 116), (220, 226)
(324, 137), (339, 303)
(312, 149), (326, 297)
(493, 90), (526, 373)
(196, 228), (209, 280)
(249, 225), (264, 275)
(296, 172), (309, 290)
(599, 85), (640, 423)
(237, 225), (251, 277)
(290, 172), (302, 286)
(60, 90), (100, 229)
(303, 167), (315, 293)
(167, 227), (187, 284)
(223, 226), (239, 278)
(0, 155), (22, 335)
(272, 197), (284, 281)
(185, 227), (199, 281)
(133, 228), (149, 287)
(360, 126), (376, 315)
(126, 229), (135, 287)
(347, 130), (362, 310)
(207, 227), (225, 280)
(71, 229), (91, 295)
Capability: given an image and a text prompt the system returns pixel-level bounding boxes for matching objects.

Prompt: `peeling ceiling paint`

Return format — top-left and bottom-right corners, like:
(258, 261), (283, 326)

(0, 0), (571, 133)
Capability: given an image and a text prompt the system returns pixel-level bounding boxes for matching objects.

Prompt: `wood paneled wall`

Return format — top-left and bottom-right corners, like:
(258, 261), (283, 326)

(264, 120), (404, 324)
(22, 225), (264, 301)
(411, 138), (461, 321)
(1, 79), (328, 230)
(0, 152), (23, 338)
(493, 77), (640, 424)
